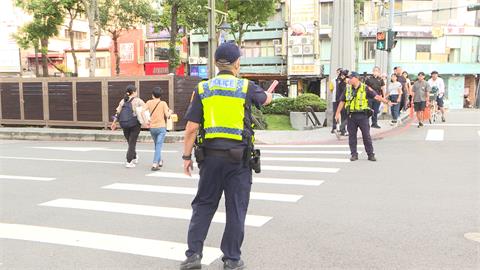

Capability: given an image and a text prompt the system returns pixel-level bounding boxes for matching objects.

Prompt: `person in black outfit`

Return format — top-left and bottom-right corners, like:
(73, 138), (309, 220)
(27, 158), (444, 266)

(332, 69), (348, 135)
(365, 66), (385, 128)
(394, 66), (408, 111)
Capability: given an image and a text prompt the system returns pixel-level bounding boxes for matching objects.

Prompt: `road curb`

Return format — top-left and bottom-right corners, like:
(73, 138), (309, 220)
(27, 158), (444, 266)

(0, 129), (184, 143)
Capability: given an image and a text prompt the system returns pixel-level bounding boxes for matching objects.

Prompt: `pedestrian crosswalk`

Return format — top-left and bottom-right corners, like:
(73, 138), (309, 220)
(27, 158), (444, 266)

(0, 142), (353, 268)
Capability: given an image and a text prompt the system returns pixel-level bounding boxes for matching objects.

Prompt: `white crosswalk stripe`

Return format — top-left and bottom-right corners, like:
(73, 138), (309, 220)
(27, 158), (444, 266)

(262, 165), (339, 173)
(102, 183), (303, 203)
(260, 150), (359, 155)
(39, 199), (272, 227)
(0, 223), (222, 264)
(257, 144), (362, 148)
(425, 129), (444, 141)
(0, 175), (56, 181)
(262, 157), (350, 163)
(147, 171), (324, 186)
(31, 147), (178, 153)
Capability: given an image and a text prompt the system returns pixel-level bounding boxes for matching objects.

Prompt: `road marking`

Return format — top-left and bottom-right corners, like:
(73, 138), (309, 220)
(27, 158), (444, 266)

(0, 156), (123, 165)
(32, 147), (177, 153)
(425, 129), (444, 141)
(262, 157), (350, 163)
(257, 144), (363, 148)
(39, 199), (271, 227)
(425, 123), (480, 127)
(102, 183), (302, 203)
(261, 150), (360, 155)
(147, 172), (324, 186)
(464, 232), (480, 243)
(0, 223), (221, 264)
(262, 165), (339, 173)
(0, 175), (56, 181)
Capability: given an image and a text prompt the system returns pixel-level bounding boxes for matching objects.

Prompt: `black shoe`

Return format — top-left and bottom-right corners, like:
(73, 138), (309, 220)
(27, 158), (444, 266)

(368, 155), (377, 161)
(350, 155), (358, 161)
(180, 254), (202, 270)
(331, 128), (335, 134)
(151, 166), (160, 171)
(371, 124), (381, 129)
(442, 117), (445, 122)
(224, 259), (245, 270)
(340, 131), (348, 136)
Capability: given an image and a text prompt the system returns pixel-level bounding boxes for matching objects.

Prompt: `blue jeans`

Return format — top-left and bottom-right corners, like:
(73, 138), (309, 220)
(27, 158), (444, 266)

(389, 95), (401, 120)
(150, 127), (167, 164)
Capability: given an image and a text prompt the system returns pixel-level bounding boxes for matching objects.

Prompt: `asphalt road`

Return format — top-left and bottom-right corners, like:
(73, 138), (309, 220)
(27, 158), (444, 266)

(0, 110), (479, 270)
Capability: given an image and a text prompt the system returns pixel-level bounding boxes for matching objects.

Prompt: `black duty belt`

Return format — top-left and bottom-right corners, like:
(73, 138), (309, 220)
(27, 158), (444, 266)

(204, 148), (232, 158)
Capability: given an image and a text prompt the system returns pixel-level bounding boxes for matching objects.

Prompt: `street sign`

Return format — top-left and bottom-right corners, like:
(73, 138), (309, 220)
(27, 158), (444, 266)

(386, 30), (398, 51)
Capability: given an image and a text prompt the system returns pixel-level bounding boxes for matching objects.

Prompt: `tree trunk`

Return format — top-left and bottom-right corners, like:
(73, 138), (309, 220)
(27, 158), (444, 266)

(40, 38), (49, 77)
(113, 32), (120, 76)
(34, 43), (40, 77)
(84, 0), (98, 77)
(168, 2), (179, 74)
(68, 14), (78, 75)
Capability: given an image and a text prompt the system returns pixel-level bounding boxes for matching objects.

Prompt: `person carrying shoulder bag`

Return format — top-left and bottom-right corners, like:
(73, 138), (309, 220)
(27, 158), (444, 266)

(144, 87), (172, 171)
(111, 85), (145, 168)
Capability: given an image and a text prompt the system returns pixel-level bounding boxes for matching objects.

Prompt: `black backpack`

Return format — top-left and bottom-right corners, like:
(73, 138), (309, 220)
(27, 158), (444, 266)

(118, 98), (139, 128)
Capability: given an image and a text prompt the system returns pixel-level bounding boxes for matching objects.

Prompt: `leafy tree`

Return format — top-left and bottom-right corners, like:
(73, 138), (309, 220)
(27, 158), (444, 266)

(99, 0), (158, 76)
(14, 24), (41, 77)
(15, 0), (64, 77)
(82, 0), (102, 77)
(156, 0), (207, 73)
(62, 0), (85, 75)
(217, 0), (276, 46)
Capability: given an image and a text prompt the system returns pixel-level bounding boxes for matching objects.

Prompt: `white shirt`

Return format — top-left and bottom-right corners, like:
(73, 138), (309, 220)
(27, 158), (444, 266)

(428, 77), (445, 98)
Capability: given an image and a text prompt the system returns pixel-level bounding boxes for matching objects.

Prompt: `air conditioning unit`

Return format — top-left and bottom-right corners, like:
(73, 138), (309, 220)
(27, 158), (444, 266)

(273, 39), (281, 45)
(274, 45), (283, 56)
(292, 45), (303, 55)
(301, 37), (312, 45)
(302, 45), (314, 55)
(288, 39), (295, 46)
(188, 57), (198, 65)
(197, 57), (207, 65)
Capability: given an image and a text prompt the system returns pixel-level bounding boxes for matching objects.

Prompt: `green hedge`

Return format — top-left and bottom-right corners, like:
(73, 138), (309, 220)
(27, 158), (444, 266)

(261, 93), (326, 115)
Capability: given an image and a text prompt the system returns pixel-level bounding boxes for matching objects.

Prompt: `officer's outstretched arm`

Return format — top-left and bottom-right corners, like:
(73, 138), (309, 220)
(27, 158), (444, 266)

(263, 92), (273, 105)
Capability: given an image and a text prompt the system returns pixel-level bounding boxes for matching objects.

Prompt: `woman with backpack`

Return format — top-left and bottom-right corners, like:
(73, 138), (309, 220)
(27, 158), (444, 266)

(144, 87), (172, 171)
(111, 85), (145, 168)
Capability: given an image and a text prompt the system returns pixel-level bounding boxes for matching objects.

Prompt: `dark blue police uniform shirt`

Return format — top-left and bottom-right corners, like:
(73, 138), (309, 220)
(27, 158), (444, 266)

(184, 71), (268, 149)
(339, 83), (378, 102)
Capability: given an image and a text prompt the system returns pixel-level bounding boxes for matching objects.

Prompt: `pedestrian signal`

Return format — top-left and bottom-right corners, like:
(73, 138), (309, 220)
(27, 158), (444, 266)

(376, 31), (386, 51)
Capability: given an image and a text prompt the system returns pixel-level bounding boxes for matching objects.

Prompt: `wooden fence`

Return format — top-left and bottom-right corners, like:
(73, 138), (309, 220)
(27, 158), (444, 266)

(0, 75), (201, 130)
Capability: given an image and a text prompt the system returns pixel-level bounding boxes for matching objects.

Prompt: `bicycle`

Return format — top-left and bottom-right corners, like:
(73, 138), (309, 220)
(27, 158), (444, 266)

(428, 93), (440, 124)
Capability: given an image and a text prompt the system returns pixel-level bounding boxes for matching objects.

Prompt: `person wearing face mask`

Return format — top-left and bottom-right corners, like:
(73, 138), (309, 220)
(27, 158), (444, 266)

(365, 66), (385, 129)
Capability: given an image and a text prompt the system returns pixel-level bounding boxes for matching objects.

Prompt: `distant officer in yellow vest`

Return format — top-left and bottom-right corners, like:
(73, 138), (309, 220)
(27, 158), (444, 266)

(335, 71), (391, 162)
(180, 42), (272, 270)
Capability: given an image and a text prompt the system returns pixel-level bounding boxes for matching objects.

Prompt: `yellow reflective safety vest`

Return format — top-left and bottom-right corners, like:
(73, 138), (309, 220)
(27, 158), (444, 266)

(345, 83), (369, 112)
(198, 74), (249, 141)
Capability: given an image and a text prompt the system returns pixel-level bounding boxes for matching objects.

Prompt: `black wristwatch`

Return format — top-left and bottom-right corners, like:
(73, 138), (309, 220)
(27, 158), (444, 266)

(182, 154), (192, 160)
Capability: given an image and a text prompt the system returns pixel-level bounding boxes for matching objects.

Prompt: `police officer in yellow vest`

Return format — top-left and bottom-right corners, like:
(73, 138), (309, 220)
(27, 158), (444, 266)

(335, 72), (391, 161)
(180, 42), (272, 270)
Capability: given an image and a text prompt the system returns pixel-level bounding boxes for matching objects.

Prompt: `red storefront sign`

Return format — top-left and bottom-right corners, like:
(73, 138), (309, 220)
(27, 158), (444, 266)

(145, 62), (185, 76)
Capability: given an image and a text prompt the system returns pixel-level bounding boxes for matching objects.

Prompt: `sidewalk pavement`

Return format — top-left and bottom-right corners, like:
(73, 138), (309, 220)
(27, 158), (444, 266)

(0, 112), (410, 145)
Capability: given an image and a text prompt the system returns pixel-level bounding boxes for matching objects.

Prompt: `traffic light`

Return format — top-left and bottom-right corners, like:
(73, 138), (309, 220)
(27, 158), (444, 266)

(376, 31), (386, 51)
(467, 4), (480, 11)
(387, 30), (398, 51)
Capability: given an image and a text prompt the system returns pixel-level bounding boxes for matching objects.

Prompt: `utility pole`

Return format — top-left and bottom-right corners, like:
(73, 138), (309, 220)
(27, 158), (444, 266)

(386, 0), (394, 83)
(207, 0), (216, 79)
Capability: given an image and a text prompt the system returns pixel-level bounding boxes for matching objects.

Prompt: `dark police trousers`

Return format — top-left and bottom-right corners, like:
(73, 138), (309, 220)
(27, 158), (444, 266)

(347, 112), (374, 156)
(369, 99), (380, 126)
(186, 154), (252, 261)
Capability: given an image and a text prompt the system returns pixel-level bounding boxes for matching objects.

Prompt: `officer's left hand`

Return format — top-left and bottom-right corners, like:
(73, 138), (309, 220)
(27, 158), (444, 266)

(183, 160), (194, 176)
